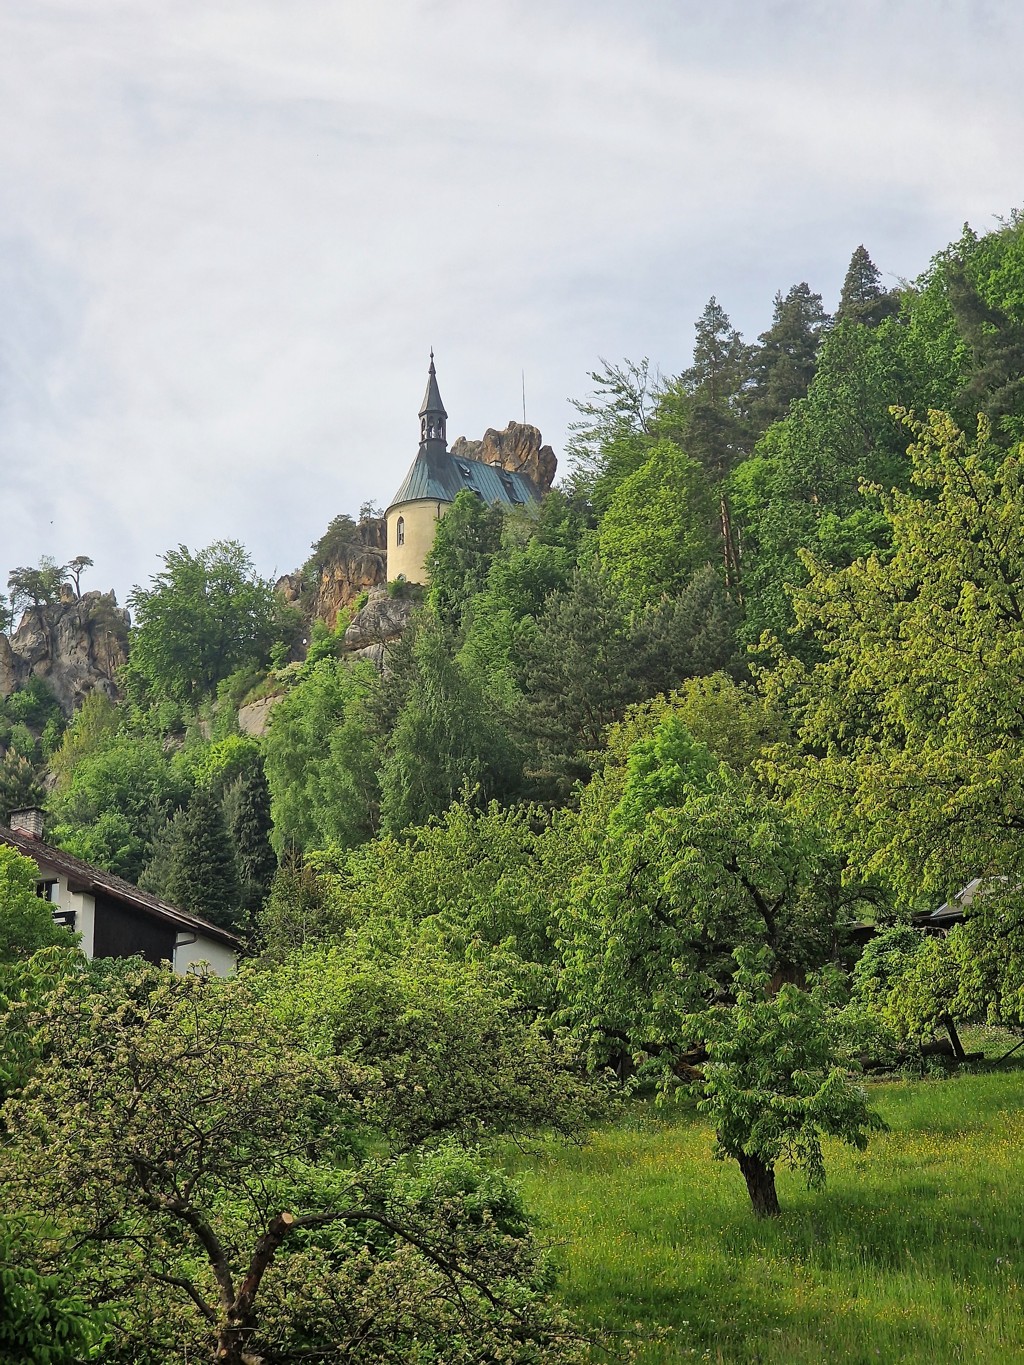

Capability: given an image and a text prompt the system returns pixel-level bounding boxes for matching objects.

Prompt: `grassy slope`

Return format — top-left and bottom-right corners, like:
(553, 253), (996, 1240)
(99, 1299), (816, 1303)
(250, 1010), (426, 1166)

(507, 1067), (1024, 1363)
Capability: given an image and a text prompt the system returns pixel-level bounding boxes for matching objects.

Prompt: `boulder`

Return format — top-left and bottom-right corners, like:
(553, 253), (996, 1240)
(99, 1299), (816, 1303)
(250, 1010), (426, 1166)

(343, 587), (416, 653)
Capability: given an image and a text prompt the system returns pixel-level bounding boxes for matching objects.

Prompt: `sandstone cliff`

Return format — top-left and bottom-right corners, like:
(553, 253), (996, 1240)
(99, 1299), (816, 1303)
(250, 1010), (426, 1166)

(0, 592), (130, 713)
(450, 421), (557, 494)
(276, 517), (388, 632)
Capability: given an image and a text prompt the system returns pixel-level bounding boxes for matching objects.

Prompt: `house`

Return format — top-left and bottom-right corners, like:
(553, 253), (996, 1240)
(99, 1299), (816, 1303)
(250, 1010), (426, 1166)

(2, 808), (239, 976)
(385, 353), (542, 584)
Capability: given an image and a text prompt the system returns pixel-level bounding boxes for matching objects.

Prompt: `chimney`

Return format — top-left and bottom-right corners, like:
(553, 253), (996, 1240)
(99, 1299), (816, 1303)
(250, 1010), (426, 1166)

(9, 808), (44, 840)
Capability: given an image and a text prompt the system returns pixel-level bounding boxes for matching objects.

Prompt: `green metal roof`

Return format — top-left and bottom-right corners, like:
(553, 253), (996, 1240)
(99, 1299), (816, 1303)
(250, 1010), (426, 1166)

(389, 448), (541, 511)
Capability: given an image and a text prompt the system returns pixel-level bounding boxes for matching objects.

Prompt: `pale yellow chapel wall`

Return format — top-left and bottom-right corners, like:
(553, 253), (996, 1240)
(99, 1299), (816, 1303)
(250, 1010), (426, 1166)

(386, 499), (448, 584)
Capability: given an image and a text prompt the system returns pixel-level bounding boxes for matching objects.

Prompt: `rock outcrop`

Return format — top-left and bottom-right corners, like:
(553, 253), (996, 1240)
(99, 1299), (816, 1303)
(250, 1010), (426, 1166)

(0, 592), (130, 713)
(450, 421), (557, 494)
(342, 586), (417, 668)
(276, 518), (388, 632)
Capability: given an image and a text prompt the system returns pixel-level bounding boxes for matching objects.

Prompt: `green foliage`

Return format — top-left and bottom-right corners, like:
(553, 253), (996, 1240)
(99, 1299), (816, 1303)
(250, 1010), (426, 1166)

(263, 658), (380, 854)
(0, 846), (76, 963)
(222, 763), (276, 916)
(140, 786), (241, 929)
(764, 410), (1024, 903)
(6, 557), (68, 617)
(127, 540), (291, 704)
(565, 357), (656, 513)
(378, 613), (523, 834)
(696, 950), (884, 1216)
(49, 735), (188, 883)
(258, 941), (603, 1149)
(835, 244), (900, 328)
(558, 714), (867, 1070)
(745, 282), (830, 430)
(324, 796), (572, 1013)
(1, 960), (593, 1362)
(597, 440), (715, 605)
(426, 489), (504, 625)
(300, 512), (360, 593)
(0, 751), (47, 823)
(517, 562), (738, 797)
(0, 1216), (107, 1363)
(254, 857), (351, 964)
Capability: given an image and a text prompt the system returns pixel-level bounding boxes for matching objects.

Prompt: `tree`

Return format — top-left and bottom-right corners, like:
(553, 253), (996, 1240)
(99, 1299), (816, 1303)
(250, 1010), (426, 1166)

(64, 555), (93, 599)
(675, 296), (752, 481)
(5, 557), (68, 621)
(564, 357), (656, 512)
(0, 751), (47, 824)
(597, 440), (715, 605)
(127, 541), (292, 704)
(746, 282), (830, 431)
(764, 411), (1024, 904)
(140, 787), (241, 929)
(658, 297), (752, 585)
(222, 764), (276, 916)
(697, 950), (883, 1217)
(425, 489), (504, 626)
(835, 245), (900, 328)
(262, 658), (380, 854)
(2, 961), (594, 1363)
(378, 614), (523, 833)
(48, 735), (188, 883)
(516, 563), (738, 797)
(948, 263), (1024, 445)
(558, 713), (868, 1070)
(0, 846), (76, 962)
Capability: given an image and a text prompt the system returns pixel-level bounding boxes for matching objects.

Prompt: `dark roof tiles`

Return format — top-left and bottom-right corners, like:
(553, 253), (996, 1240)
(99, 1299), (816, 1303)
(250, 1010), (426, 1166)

(0, 825), (241, 949)
(388, 449), (539, 511)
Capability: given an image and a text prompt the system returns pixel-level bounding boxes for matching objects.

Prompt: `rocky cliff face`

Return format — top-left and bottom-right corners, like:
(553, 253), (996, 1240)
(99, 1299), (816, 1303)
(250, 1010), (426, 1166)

(276, 518), (388, 631)
(0, 592), (130, 713)
(450, 421), (557, 494)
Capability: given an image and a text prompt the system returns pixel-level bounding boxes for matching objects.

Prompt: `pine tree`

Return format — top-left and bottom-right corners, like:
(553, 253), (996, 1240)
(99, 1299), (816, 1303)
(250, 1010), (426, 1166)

(835, 245), (899, 327)
(668, 297), (752, 587)
(746, 283), (830, 430)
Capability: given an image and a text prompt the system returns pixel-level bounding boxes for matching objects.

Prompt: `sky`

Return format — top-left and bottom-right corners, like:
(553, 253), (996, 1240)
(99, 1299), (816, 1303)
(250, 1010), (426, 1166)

(1, 0), (1022, 606)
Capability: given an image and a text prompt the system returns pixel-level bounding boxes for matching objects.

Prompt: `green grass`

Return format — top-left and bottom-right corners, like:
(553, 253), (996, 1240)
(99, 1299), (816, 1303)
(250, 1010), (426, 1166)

(506, 1064), (1024, 1363)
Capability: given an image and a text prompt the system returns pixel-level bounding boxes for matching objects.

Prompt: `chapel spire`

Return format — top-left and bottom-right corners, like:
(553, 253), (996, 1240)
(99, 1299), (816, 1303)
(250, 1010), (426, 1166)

(418, 350), (448, 450)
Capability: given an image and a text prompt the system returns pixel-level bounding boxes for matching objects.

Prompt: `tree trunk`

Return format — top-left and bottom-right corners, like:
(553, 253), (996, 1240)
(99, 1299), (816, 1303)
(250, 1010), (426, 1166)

(738, 1152), (780, 1218)
(212, 1313), (264, 1365)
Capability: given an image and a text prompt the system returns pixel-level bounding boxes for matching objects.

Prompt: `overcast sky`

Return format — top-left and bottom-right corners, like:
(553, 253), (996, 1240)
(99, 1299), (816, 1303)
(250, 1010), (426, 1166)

(1, 0), (1022, 605)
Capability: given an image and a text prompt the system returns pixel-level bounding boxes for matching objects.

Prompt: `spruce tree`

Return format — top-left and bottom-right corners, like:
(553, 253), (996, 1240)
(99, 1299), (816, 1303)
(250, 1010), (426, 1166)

(223, 766), (276, 914)
(835, 245), (899, 327)
(746, 283), (830, 431)
(141, 787), (241, 929)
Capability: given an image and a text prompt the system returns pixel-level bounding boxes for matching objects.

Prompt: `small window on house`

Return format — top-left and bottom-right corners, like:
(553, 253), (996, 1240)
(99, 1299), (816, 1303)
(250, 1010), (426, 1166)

(396, 516), (405, 546)
(35, 880), (58, 903)
(458, 462), (472, 478)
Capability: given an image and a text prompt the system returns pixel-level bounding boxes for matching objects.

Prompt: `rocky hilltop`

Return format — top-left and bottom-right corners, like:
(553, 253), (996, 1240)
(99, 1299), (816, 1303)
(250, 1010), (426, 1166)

(0, 591), (130, 713)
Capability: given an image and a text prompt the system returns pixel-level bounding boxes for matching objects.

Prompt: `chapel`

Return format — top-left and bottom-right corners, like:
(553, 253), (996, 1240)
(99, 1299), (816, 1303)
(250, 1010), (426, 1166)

(385, 355), (543, 584)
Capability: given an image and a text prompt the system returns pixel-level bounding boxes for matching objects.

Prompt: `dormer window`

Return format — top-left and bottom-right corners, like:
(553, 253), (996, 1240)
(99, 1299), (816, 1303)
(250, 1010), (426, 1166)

(396, 516), (405, 546)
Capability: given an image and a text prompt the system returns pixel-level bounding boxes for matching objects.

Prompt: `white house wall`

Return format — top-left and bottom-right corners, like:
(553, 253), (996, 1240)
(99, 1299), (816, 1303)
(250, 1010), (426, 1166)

(173, 935), (237, 978)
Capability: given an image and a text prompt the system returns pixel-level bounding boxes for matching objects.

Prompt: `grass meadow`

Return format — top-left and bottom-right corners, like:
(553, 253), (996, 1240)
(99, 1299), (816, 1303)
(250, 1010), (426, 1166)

(507, 1058), (1024, 1363)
